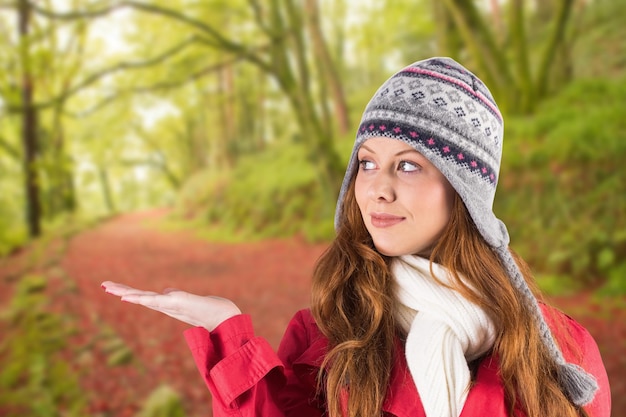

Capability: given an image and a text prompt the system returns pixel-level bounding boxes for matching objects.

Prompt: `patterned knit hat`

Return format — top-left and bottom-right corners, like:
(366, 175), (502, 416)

(335, 57), (598, 406)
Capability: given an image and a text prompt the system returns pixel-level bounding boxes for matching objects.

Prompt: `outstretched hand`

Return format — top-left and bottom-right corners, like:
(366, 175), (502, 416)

(101, 281), (242, 332)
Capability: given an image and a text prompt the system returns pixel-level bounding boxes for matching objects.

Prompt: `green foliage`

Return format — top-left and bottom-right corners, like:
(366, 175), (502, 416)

(100, 325), (135, 367)
(597, 261), (626, 297)
(135, 385), (187, 417)
(0, 217), (27, 257)
(571, 0), (626, 80)
(174, 135), (355, 242)
(0, 275), (86, 416)
(497, 77), (626, 293)
(534, 273), (585, 297)
(0, 120), (27, 256)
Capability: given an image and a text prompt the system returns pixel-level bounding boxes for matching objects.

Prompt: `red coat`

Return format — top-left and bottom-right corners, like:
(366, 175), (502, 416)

(184, 306), (611, 417)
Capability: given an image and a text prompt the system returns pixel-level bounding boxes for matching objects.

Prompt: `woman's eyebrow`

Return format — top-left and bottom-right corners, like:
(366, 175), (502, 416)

(360, 144), (421, 157)
(396, 149), (421, 157)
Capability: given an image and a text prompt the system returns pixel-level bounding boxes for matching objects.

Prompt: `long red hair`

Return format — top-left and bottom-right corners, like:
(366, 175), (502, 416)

(311, 176), (587, 417)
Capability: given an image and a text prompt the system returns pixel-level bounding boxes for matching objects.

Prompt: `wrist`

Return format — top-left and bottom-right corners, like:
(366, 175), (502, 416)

(205, 304), (242, 332)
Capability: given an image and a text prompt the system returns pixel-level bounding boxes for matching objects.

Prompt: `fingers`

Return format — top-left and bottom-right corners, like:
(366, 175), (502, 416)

(120, 293), (176, 309)
(118, 289), (194, 313)
(119, 292), (201, 325)
(101, 281), (159, 298)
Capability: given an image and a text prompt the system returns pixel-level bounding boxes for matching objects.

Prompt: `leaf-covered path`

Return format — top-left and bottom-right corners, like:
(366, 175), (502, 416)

(56, 210), (328, 416)
(2, 210), (623, 416)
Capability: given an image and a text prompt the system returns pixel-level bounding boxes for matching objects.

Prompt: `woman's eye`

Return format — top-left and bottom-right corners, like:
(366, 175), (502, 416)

(398, 161), (419, 172)
(359, 160), (376, 171)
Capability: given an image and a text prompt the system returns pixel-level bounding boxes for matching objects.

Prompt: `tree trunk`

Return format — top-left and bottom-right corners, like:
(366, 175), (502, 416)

(533, 0), (556, 24)
(281, 0), (343, 210)
(536, 0), (575, 99)
(433, 0), (463, 60)
(98, 166), (116, 213)
(453, 0), (516, 107)
(213, 62), (235, 171)
(18, 0), (42, 238)
(304, 0), (350, 135)
(51, 109), (77, 215)
(510, 0), (534, 113)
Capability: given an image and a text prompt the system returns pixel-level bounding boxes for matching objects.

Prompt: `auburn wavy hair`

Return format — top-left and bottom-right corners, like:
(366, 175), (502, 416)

(311, 175), (587, 417)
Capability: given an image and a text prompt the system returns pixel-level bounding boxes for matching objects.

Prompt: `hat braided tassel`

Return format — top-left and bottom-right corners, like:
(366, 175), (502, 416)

(557, 362), (598, 406)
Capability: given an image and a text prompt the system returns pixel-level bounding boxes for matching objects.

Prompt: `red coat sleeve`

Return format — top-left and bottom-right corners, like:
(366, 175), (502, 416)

(184, 311), (326, 417)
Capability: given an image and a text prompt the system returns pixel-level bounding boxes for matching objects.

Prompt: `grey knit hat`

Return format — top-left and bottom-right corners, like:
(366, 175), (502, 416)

(335, 57), (598, 406)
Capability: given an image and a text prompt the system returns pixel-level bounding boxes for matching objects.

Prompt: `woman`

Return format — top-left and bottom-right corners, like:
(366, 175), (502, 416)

(103, 57), (610, 417)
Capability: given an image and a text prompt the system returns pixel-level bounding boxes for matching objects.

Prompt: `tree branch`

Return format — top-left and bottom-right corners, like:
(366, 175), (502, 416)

(25, 0), (126, 19)
(62, 54), (251, 118)
(27, 1), (262, 63)
(247, 0), (275, 39)
(128, 122), (181, 189)
(5, 35), (201, 112)
(0, 135), (21, 159)
(26, 0), (274, 83)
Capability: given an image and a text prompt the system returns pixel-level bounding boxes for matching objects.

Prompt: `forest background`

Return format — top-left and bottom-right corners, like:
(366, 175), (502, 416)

(0, 0), (625, 415)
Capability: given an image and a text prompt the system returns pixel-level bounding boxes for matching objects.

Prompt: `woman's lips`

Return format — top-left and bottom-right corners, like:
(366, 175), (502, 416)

(370, 213), (405, 228)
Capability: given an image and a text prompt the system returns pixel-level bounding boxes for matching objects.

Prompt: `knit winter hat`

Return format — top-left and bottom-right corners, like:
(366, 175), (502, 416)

(335, 57), (598, 406)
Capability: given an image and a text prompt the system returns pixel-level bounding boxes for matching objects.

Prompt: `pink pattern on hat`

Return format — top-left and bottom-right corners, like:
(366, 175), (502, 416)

(402, 66), (502, 121)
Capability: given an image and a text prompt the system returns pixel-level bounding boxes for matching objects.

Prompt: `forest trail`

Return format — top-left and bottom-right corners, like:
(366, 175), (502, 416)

(57, 210), (329, 416)
(1, 210), (623, 416)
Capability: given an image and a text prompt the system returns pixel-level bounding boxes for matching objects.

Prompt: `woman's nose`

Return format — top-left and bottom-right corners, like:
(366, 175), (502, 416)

(368, 171), (396, 202)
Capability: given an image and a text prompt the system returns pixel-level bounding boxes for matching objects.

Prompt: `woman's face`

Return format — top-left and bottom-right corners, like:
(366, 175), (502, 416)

(354, 137), (456, 257)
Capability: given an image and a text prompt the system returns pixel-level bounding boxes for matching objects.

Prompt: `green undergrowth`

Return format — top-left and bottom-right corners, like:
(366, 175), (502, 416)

(0, 211), (111, 260)
(571, 0), (626, 80)
(0, 274), (86, 416)
(0, 271), (144, 416)
(499, 76), (626, 295)
(172, 136), (354, 243)
(136, 385), (187, 417)
(0, 226), (27, 259)
(99, 324), (135, 367)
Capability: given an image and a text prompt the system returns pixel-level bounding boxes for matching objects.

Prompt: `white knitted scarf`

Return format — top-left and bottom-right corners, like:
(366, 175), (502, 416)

(392, 255), (496, 417)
